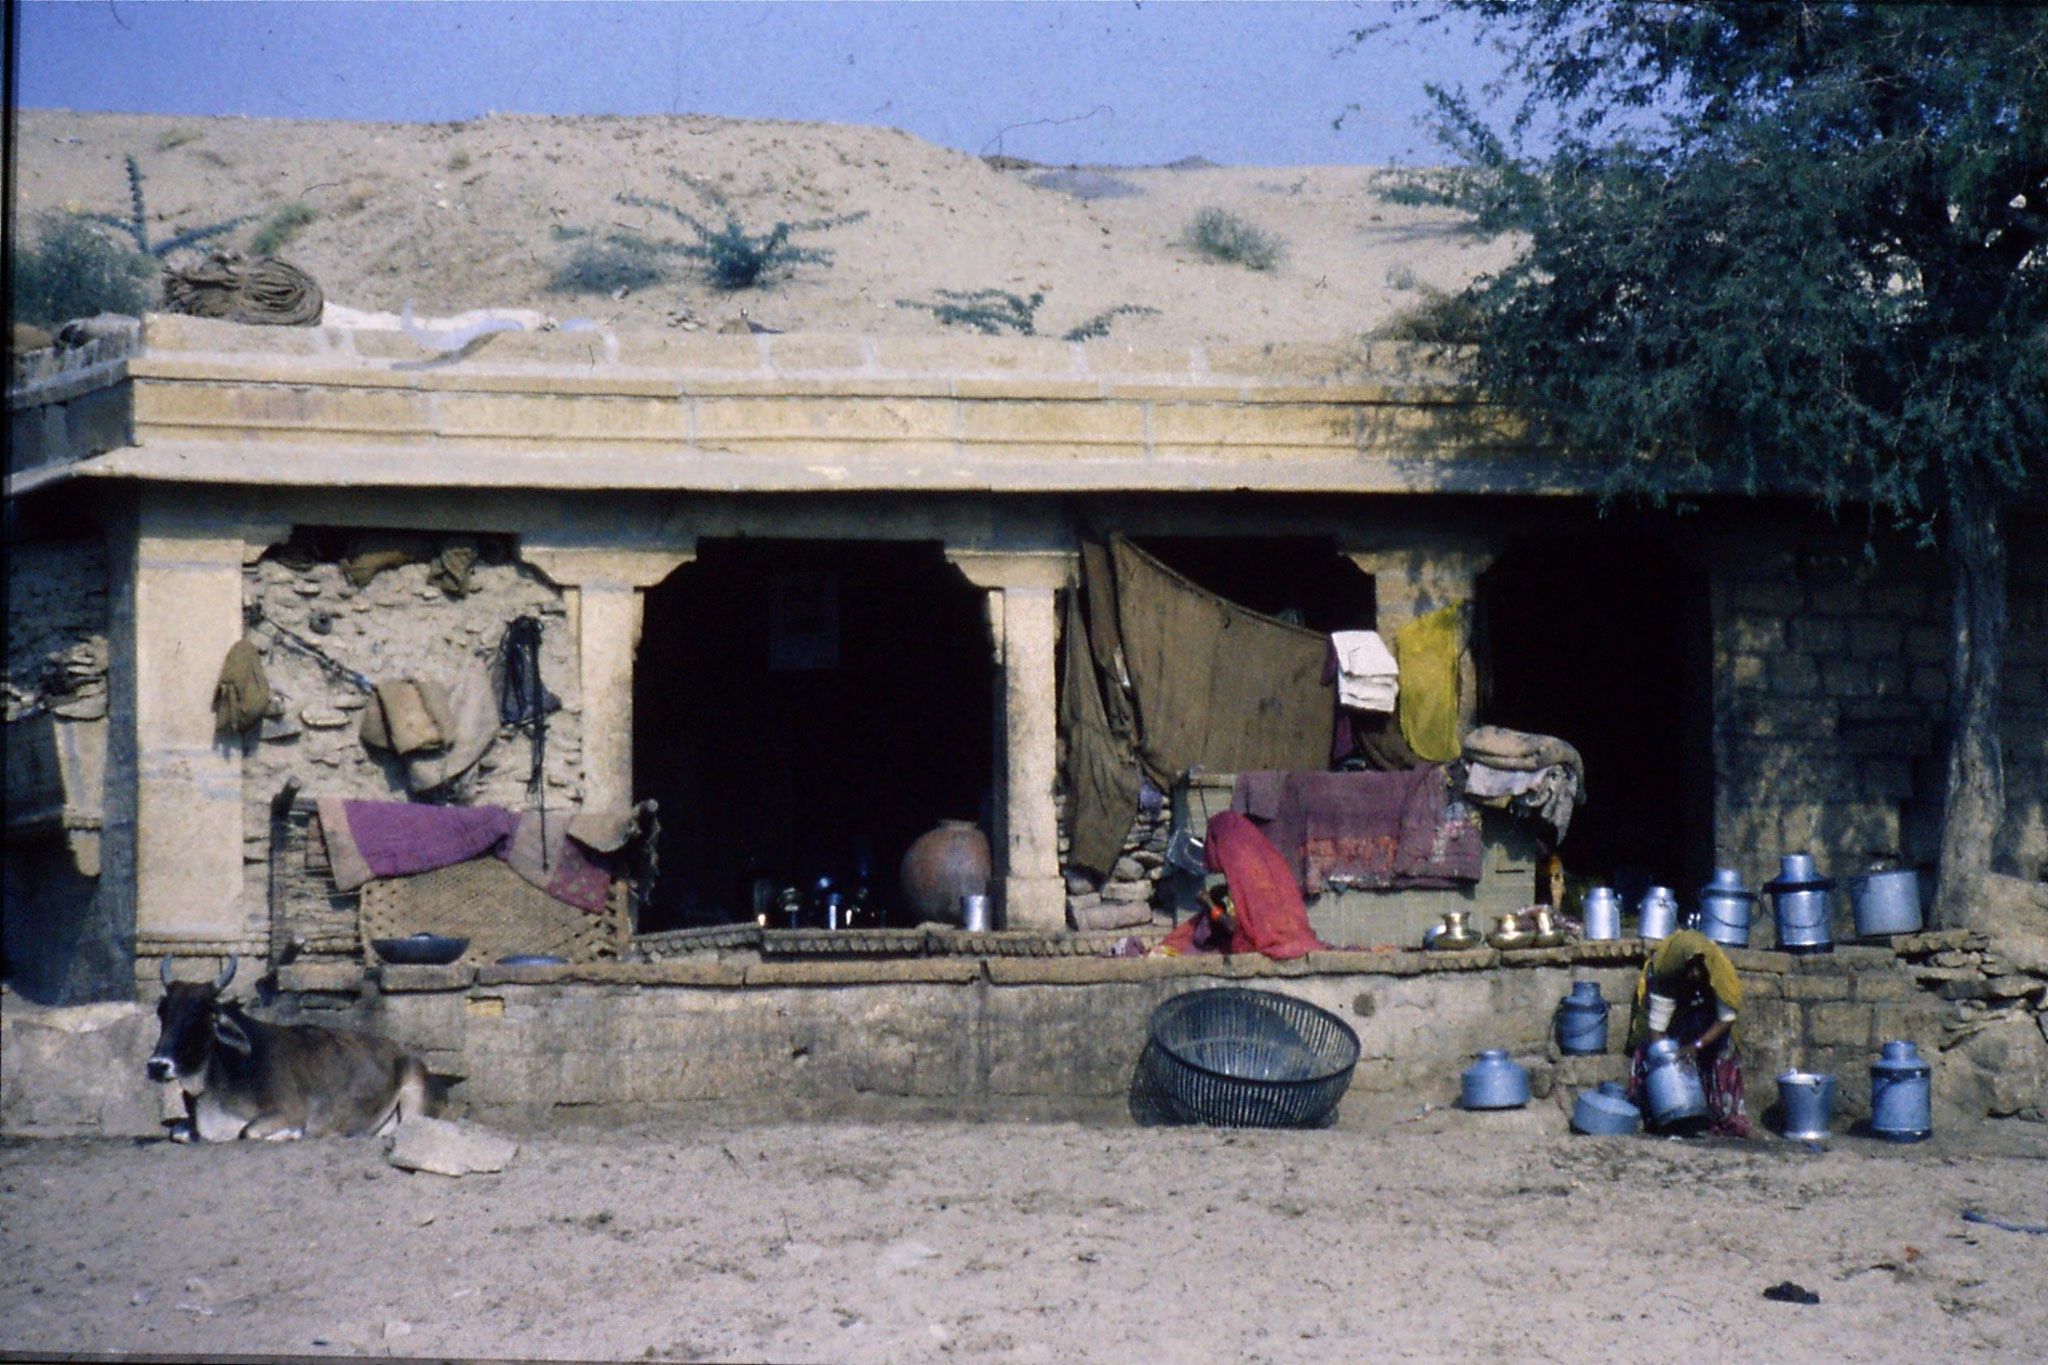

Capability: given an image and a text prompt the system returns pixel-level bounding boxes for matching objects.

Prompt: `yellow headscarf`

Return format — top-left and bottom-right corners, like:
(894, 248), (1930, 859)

(1627, 929), (1743, 1048)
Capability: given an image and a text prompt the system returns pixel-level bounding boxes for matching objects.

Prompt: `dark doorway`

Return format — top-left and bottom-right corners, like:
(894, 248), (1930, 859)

(633, 540), (994, 930)
(1475, 538), (1713, 894)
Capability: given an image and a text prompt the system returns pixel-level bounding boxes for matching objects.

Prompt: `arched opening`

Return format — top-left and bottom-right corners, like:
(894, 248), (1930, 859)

(1475, 537), (1714, 897)
(632, 539), (994, 930)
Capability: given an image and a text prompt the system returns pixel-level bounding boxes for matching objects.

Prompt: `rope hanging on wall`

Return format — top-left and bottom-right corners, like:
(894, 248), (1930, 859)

(494, 615), (556, 865)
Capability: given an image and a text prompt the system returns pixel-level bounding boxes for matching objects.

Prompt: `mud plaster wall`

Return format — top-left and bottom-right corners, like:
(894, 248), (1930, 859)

(235, 548), (584, 958)
(1712, 514), (2048, 905)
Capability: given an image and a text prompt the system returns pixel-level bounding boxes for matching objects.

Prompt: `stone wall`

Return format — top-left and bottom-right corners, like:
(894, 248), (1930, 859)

(228, 542), (583, 964)
(1711, 512), (2048, 902)
(2, 536), (122, 1003)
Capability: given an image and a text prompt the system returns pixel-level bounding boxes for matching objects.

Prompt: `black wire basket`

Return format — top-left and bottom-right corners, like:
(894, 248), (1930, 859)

(1139, 987), (1360, 1128)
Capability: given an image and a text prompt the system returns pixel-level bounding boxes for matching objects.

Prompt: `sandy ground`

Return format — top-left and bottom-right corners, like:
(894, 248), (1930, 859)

(4, 1102), (2046, 1364)
(13, 108), (1516, 345)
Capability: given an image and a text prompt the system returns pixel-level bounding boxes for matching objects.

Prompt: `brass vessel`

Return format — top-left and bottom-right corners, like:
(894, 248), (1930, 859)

(1487, 911), (1533, 951)
(1529, 906), (1568, 949)
(1430, 909), (1481, 951)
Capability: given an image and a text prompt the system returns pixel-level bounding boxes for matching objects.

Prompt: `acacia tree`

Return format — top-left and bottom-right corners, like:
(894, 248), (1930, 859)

(1390, 2), (2047, 925)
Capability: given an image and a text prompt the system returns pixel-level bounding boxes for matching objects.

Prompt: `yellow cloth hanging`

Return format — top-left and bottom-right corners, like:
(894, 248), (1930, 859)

(1391, 603), (1465, 762)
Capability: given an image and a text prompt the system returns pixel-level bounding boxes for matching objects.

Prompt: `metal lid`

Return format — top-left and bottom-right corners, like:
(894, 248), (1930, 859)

(1702, 868), (1755, 898)
(1873, 1039), (1930, 1074)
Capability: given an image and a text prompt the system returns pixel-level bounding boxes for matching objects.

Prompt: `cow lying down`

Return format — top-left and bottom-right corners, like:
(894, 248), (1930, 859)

(148, 955), (437, 1142)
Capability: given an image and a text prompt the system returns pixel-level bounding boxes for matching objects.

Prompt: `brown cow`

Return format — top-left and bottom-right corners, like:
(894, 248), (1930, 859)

(147, 955), (435, 1141)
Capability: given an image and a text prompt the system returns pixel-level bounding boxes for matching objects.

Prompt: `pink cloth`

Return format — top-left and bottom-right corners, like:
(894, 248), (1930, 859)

(316, 798), (613, 912)
(1158, 810), (1327, 960)
(1231, 766), (1480, 894)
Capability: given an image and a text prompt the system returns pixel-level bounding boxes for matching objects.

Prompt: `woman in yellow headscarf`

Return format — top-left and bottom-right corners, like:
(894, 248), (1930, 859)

(1625, 930), (1754, 1138)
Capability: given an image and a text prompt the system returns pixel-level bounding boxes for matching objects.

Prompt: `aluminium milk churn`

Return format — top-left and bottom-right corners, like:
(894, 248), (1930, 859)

(1555, 980), (1610, 1056)
(1581, 886), (1622, 941)
(1460, 1049), (1530, 1110)
(1869, 1040), (1932, 1142)
(1571, 1081), (1641, 1136)
(1642, 1037), (1709, 1128)
(1636, 886), (1679, 942)
(1776, 1070), (1837, 1141)
(1765, 853), (1836, 953)
(1698, 868), (1759, 949)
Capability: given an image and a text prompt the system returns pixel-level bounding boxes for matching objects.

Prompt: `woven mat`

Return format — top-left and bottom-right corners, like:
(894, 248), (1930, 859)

(359, 856), (629, 967)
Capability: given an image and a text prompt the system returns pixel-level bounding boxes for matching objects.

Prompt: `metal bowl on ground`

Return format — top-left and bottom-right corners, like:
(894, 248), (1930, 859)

(496, 954), (567, 967)
(372, 933), (469, 966)
(1140, 987), (1360, 1129)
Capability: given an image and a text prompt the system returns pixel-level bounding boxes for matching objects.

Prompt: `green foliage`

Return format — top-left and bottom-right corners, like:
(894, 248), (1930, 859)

(82, 155), (254, 259)
(898, 290), (1157, 341)
(447, 149), (472, 173)
(1375, 287), (1484, 345)
(9, 213), (156, 327)
(1185, 207), (1284, 271)
(249, 202), (317, 256)
(612, 195), (866, 291)
(545, 235), (675, 296)
(1392, 3), (2047, 529)
(1059, 304), (1160, 342)
(900, 288), (1044, 335)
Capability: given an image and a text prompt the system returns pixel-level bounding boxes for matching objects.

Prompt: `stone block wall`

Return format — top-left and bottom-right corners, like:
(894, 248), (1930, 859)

(1710, 513), (2048, 901)
(228, 544), (584, 965)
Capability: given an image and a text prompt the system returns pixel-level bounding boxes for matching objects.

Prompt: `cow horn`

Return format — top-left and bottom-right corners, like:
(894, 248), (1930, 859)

(213, 955), (238, 991)
(160, 954), (176, 987)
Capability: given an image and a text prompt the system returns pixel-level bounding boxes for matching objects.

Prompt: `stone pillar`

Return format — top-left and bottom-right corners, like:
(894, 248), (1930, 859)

(520, 545), (695, 816)
(1342, 535), (1500, 739)
(130, 495), (249, 946)
(947, 551), (1075, 931)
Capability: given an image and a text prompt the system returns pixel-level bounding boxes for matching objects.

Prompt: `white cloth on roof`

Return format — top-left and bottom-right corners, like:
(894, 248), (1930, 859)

(1330, 630), (1400, 712)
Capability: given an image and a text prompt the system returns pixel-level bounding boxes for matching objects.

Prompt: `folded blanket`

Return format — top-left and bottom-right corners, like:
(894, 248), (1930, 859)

(316, 798), (613, 911)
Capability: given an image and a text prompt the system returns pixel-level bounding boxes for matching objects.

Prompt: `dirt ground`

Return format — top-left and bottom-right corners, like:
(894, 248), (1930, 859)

(3, 1100), (2045, 1364)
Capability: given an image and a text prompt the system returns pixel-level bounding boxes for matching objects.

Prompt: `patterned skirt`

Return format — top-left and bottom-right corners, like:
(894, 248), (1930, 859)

(1627, 1000), (1754, 1139)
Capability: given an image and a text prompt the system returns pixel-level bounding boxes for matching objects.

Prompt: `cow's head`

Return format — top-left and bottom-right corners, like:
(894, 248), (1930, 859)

(146, 955), (244, 1084)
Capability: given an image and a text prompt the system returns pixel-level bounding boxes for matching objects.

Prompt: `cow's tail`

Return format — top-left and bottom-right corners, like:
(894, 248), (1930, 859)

(376, 1056), (437, 1136)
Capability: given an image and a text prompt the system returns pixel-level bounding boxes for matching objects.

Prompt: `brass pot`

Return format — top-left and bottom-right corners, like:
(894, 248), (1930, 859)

(1487, 911), (1533, 951)
(1428, 909), (1481, 951)
(1529, 906), (1568, 949)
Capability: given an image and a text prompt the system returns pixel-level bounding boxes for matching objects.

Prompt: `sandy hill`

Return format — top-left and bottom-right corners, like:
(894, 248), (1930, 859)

(13, 108), (1514, 347)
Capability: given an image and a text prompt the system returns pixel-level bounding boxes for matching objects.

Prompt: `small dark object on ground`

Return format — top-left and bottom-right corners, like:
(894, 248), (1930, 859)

(1762, 1281), (1820, 1305)
(1962, 1209), (2048, 1235)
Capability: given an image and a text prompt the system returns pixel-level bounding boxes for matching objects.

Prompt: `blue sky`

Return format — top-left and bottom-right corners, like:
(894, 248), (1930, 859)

(13, 1), (1514, 166)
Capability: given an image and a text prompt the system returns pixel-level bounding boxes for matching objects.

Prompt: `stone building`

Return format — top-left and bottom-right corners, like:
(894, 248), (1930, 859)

(6, 312), (2045, 1130)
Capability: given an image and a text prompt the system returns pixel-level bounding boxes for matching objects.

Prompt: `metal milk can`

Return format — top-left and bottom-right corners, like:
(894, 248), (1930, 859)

(1776, 1070), (1837, 1141)
(1555, 980), (1610, 1056)
(1870, 1040), (1932, 1142)
(1581, 886), (1622, 941)
(1642, 1037), (1709, 1127)
(1460, 1049), (1530, 1109)
(1765, 853), (1836, 953)
(1636, 886), (1679, 941)
(1571, 1081), (1641, 1136)
(1698, 868), (1759, 948)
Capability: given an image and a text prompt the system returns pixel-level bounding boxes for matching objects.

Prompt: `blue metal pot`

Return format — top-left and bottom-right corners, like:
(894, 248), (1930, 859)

(1555, 980), (1610, 1056)
(1870, 1040), (1932, 1142)
(1460, 1049), (1530, 1109)
(1571, 1081), (1641, 1136)
(1642, 1037), (1708, 1127)
(1776, 1070), (1836, 1141)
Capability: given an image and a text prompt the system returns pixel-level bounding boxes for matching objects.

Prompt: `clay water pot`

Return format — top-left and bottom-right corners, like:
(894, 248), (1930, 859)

(899, 819), (991, 925)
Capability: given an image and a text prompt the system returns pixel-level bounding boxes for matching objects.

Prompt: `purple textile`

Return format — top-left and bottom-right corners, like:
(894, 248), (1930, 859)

(317, 798), (613, 912)
(1230, 765), (1480, 894)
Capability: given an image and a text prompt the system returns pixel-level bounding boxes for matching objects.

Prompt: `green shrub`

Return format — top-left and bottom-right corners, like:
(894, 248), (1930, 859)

(9, 214), (157, 327)
(1059, 303), (1160, 342)
(83, 155), (253, 258)
(545, 236), (674, 296)
(899, 288), (1044, 335)
(1375, 286), (1486, 345)
(1185, 207), (1283, 271)
(447, 149), (471, 173)
(250, 202), (317, 256)
(614, 196), (864, 291)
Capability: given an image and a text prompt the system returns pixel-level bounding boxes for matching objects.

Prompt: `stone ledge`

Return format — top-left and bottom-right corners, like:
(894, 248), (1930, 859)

(375, 964), (478, 993)
(743, 959), (983, 986)
(1892, 928), (1977, 957)
(276, 962), (368, 994)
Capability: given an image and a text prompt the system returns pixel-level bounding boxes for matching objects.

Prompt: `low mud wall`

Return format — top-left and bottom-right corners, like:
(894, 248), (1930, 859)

(10, 927), (2040, 1137)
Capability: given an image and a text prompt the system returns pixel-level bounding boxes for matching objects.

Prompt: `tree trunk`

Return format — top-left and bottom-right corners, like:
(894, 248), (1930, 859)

(1933, 465), (2008, 928)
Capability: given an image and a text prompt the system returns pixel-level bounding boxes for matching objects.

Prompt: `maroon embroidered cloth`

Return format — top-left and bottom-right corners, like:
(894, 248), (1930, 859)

(316, 798), (613, 912)
(1230, 765), (1480, 894)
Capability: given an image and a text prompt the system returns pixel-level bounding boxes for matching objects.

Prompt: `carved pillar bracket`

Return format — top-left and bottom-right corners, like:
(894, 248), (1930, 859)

(944, 549), (1075, 931)
(517, 543), (696, 816)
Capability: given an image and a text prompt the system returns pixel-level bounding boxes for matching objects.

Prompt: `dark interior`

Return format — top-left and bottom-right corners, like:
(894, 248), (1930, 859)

(1128, 536), (1375, 633)
(632, 539), (994, 931)
(1476, 537), (1715, 896)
